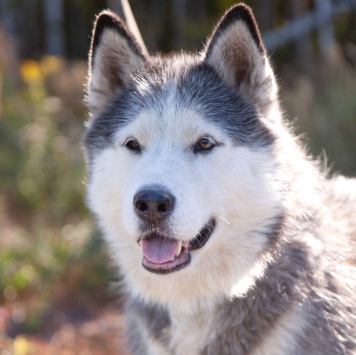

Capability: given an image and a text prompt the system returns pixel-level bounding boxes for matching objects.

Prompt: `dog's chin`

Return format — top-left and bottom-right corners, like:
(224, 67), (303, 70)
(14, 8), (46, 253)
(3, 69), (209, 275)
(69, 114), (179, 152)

(139, 218), (216, 275)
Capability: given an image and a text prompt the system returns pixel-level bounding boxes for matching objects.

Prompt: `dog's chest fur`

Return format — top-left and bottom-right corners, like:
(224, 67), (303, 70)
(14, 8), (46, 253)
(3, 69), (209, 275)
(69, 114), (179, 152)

(169, 308), (214, 355)
(134, 298), (306, 355)
(126, 299), (214, 355)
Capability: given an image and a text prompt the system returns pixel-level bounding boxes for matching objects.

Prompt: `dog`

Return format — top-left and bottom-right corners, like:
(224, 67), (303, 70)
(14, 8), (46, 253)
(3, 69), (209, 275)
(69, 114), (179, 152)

(82, 3), (356, 354)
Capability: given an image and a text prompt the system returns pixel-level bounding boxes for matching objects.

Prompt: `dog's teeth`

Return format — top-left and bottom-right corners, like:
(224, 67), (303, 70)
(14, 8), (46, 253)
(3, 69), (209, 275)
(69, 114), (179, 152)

(175, 241), (183, 256)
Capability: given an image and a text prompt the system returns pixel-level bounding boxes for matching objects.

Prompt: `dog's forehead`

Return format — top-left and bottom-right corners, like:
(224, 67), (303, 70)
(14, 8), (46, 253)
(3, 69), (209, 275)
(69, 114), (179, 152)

(117, 102), (220, 145)
(127, 60), (274, 147)
(84, 56), (275, 157)
(125, 64), (257, 131)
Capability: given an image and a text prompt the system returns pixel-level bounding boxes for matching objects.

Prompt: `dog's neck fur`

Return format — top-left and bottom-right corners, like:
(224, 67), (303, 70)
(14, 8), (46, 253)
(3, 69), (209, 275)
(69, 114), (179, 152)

(125, 220), (349, 355)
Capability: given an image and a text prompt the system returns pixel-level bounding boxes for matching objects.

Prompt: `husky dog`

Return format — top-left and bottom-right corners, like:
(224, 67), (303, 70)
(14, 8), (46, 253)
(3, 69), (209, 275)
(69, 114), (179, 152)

(83, 3), (356, 354)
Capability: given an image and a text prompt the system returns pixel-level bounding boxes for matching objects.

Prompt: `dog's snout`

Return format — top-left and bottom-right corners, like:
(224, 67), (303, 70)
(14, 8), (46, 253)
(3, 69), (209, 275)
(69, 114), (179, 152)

(134, 188), (175, 222)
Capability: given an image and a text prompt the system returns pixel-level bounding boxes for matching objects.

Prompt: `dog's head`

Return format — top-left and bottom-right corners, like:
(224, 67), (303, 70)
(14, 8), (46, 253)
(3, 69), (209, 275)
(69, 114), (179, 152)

(83, 4), (286, 307)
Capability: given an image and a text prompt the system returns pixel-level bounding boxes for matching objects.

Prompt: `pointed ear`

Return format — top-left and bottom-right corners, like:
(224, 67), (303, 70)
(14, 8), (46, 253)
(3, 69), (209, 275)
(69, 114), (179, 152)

(204, 4), (277, 114)
(87, 10), (147, 115)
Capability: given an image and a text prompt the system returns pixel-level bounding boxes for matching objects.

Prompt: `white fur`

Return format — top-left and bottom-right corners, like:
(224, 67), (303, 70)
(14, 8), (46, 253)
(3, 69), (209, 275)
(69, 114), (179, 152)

(87, 87), (284, 313)
(85, 6), (355, 354)
(167, 306), (215, 355)
(251, 305), (306, 355)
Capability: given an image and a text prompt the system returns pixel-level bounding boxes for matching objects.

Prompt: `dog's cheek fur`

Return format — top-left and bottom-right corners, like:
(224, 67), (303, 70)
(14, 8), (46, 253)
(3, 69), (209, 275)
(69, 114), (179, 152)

(191, 147), (284, 296)
(87, 147), (139, 245)
(87, 147), (150, 292)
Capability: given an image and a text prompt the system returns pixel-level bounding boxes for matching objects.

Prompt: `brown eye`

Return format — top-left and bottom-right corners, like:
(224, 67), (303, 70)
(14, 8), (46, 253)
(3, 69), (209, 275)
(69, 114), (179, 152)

(198, 137), (213, 149)
(124, 139), (141, 153)
(194, 137), (215, 153)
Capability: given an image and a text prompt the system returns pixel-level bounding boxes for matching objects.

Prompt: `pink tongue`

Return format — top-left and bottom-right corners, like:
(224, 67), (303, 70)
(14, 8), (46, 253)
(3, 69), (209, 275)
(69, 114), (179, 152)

(142, 236), (179, 264)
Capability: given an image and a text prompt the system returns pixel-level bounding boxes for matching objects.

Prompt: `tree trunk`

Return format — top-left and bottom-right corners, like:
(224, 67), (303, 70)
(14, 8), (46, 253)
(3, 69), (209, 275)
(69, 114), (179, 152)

(44, 0), (65, 56)
(289, 0), (315, 74)
(255, 0), (274, 33)
(171, 0), (186, 50)
(315, 0), (336, 62)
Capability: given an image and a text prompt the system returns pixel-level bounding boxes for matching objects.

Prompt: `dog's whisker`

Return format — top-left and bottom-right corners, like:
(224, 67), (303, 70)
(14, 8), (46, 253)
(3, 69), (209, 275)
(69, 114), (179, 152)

(213, 214), (231, 225)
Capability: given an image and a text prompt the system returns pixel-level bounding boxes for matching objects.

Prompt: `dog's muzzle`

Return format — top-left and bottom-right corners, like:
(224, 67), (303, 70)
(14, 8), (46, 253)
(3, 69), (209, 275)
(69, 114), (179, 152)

(133, 187), (216, 274)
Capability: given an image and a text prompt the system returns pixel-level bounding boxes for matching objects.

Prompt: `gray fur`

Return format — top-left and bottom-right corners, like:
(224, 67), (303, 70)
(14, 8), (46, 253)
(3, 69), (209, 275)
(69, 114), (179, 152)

(125, 203), (356, 354)
(83, 56), (274, 160)
(84, 3), (356, 355)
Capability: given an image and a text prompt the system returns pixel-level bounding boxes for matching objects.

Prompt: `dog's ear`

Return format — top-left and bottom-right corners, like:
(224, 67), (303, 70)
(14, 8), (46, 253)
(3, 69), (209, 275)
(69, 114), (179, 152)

(204, 4), (277, 114)
(87, 10), (147, 115)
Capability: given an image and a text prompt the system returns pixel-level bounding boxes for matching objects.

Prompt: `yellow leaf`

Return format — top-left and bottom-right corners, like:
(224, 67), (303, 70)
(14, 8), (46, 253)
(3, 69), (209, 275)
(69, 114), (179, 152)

(20, 60), (43, 83)
(13, 336), (34, 355)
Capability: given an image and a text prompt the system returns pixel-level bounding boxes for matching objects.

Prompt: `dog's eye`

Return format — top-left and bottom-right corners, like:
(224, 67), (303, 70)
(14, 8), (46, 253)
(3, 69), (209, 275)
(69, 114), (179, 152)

(194, 137), (215, 153)
(124, 138), (141, 153)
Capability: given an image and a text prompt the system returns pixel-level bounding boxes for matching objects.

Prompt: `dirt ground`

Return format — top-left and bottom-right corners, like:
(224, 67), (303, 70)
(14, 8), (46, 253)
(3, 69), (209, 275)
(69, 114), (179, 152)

(0, 306), (131, 355)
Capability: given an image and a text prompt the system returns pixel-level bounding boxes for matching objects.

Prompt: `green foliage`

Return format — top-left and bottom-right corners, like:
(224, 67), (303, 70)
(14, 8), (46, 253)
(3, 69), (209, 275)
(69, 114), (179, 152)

(282, 63), (356, 176)
(310, 72), (356, 175)
(0, 57), (116, 333)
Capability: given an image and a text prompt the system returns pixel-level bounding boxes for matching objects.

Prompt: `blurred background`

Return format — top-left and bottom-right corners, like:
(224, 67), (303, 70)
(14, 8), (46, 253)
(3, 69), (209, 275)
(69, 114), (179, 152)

(0, 0), (355, 354)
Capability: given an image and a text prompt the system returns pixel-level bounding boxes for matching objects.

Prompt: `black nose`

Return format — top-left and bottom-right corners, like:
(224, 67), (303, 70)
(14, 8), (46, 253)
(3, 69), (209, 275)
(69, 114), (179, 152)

(133, 188), (175, 222)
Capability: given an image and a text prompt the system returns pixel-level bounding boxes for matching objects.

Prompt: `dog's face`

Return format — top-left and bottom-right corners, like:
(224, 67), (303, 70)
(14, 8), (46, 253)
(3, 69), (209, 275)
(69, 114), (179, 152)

(84, 5), (284, 307)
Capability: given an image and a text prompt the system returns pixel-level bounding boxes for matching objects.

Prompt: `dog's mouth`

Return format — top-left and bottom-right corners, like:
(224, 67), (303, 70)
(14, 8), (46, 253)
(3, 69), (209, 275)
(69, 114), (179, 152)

(139, 218), (216, 274)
